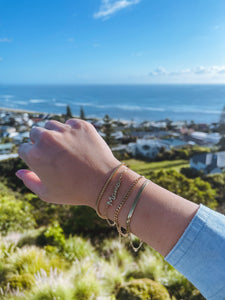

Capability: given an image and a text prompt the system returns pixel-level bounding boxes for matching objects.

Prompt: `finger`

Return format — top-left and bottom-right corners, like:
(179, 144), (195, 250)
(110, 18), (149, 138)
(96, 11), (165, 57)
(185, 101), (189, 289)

(30, 126), (46, 144)
(65, 119), (80, 129)
(45, 120), (66, 132)
(16, 169), (46, 198)
(18, 143), (33, 166)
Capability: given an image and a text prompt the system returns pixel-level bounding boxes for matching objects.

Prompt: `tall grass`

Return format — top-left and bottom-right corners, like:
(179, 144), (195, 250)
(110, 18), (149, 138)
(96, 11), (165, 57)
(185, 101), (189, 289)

(0, 230), (204, 299)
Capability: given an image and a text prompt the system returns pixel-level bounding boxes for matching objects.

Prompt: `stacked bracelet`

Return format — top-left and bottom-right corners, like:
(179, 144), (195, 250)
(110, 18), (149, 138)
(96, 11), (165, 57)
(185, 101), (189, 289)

(126, 179), (150, 252)
(95, 163), (125, 219)
(114, 176), (143, 237)
(95, 163), (150, 252)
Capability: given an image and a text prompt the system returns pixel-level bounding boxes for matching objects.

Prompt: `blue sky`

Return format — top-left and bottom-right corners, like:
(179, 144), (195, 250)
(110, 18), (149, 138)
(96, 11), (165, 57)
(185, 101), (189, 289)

(0, 0), (225, 84)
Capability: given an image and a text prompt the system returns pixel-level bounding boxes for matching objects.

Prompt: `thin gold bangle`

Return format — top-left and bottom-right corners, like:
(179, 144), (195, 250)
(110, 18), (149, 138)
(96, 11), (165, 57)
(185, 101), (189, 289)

(126, 179), (150, 252)
(114, 176), (143, 237)
(95, 163), (125, 219)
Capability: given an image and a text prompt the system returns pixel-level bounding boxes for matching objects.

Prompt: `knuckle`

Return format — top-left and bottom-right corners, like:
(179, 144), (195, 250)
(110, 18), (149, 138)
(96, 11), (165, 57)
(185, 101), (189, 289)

(29, 148), (41, 164)
(45, 120), (54, 128)
(79, 120), (93, 132)
(39, 130), (55, 144)
(30, 126), (38, 136)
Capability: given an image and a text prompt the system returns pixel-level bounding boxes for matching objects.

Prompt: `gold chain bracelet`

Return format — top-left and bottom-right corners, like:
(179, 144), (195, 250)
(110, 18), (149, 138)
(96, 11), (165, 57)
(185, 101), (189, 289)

(95, 163), (125, 219)
(114, 176), (143, 237)
(126, 179), (150, 252)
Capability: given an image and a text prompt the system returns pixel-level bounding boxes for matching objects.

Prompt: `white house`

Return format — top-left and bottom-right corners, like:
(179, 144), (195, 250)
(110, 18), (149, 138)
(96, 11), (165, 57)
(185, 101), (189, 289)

(190, 132), (221, 146)
(0, 153), (18, 161)
(127, 139), (170, 159)
(0, 143), (14, 154)
(190, 151), (225, 174)
(0, 126), (16, 137)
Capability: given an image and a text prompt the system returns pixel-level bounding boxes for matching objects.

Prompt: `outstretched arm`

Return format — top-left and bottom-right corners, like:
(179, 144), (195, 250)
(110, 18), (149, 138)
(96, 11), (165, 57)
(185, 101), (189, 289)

(17, 119), (225, 299)
(17, 119), (198, 256)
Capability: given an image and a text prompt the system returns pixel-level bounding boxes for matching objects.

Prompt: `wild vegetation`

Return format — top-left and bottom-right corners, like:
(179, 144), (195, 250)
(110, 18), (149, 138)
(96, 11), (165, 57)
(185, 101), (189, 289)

(1, 155), (224, 299)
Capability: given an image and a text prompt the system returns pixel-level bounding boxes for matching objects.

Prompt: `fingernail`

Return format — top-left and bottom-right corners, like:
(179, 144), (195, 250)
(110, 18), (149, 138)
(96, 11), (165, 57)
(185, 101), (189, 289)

(16, 170), (26, 179)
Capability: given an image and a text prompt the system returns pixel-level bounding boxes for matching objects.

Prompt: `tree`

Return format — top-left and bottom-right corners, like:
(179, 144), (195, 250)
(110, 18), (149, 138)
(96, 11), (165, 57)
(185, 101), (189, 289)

(66, 105), (73, 119)
(102, 114), (117, 148)
(218, 106), (225, 135)
(80, 106), (86, 120)
(146, 169), (218, 209)
(217, 136), (225, 151)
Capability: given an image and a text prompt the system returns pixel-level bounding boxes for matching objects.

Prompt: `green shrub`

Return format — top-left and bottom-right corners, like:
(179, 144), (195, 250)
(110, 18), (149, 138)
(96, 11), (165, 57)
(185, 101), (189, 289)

(29, 286), (72, 300)
(8, 246), (67, 276)
(8, 273), (35, 290)
(99, 259), (124, 296)
(116, 278), (171, 300)
(99, 238), (133, 268)
(63, 235), (95, 262)
(147, 170), (218, 209)
(73, 276), (100, 300)
(61, 206), (110, 236)
(0, 262), (10, 286)
(0, 184), (35, 235)
(17, 228), (45, 248)
(0, 157), (28, 192)
(165, 275), (205, 300)
(0, 236), (17, 260)
(36, 223), (65, 251)
(71, 258), (101, 300)
(125, 247), (161, 281)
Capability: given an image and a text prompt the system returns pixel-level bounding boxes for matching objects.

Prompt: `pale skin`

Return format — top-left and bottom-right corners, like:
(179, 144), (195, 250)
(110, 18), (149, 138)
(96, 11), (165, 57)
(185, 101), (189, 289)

(17, 119), (199, 257)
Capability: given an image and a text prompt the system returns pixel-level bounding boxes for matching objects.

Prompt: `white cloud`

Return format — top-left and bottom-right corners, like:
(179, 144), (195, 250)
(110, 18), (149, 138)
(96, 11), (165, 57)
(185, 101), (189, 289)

(149, 66), (225, 77)
(94, 0), (142, 19)
(149, 67), (168, 76)
(0, 38), (12, 43)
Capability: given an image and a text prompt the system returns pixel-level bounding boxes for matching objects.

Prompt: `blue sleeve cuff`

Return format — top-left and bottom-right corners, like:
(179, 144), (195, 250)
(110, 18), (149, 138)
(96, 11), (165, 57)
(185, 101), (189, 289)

(165, 204), (225, 300)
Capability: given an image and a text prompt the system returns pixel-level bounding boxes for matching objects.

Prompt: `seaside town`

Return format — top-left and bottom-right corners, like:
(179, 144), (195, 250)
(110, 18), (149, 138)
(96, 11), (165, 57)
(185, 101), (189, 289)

(0, 106), (225, 175)
(0, 105), (224, 300)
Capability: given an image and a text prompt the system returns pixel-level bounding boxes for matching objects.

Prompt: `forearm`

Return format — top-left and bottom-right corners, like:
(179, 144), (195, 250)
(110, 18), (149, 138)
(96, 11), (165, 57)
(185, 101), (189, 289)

(98, 167), (199, 257)
(17, 119), (225, 299)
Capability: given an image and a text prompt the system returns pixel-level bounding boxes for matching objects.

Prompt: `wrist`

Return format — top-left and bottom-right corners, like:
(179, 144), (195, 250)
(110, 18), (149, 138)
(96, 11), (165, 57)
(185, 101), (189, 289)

(87, 158), (121, 210)
(97, 166), (146, 229)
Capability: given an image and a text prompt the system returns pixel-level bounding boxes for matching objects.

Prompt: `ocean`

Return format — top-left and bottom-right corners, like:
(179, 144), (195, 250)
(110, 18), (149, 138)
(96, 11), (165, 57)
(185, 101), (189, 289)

(0, 84), (224, 123)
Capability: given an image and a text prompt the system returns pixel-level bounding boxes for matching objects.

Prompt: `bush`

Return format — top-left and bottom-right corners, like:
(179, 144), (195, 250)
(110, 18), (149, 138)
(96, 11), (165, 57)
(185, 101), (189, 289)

(0, 183), (35, 235)
(116, 278), (171, 300)
(8, 273), (35, 290)
(0, 262), (10, 286)
(61, 206), (110, 236)
(166, 278), (205, 300)
(125, 247), (163, 282)
(8, 246), (67, 276)
(71, 258), (101, 300)
(147, 170), (218, 209)
(29, 285), (72, 300)
(99, 238), (133, 269)
(36, 223), (65, 251)
(155, 146), (211, 162)
(0, 157), (28, 192)
(73, 276), (100, 300)
(180, 167), (205, 179)
(63, 235), (95, 262)
(17, 228), (45, 248)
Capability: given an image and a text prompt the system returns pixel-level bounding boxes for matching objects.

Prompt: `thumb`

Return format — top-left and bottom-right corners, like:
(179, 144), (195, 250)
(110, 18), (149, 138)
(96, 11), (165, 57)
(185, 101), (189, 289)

(16, 169), (45, 197)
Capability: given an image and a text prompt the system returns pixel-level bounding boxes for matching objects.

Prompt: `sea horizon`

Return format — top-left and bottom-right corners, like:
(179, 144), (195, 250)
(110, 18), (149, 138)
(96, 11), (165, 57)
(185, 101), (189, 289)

(0, 84), (224, 123)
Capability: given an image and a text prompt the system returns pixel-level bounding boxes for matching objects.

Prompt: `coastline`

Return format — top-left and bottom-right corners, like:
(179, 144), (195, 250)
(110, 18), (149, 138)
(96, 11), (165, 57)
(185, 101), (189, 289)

(0, 84), (223, 124)
(0, 107), (40, 114)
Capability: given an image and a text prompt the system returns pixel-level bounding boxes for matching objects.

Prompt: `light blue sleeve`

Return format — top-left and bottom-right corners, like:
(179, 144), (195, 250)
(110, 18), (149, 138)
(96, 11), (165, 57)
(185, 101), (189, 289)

(165, 204), (225, 300)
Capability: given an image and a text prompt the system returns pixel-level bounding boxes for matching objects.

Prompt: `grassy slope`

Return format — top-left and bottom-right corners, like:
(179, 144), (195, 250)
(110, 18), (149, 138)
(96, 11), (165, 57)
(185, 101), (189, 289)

(122, 159), (189, 175)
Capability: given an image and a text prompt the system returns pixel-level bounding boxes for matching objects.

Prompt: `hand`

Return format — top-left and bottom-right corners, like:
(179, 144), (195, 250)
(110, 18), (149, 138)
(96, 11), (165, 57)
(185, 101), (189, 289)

(17, 119), (119, 208)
